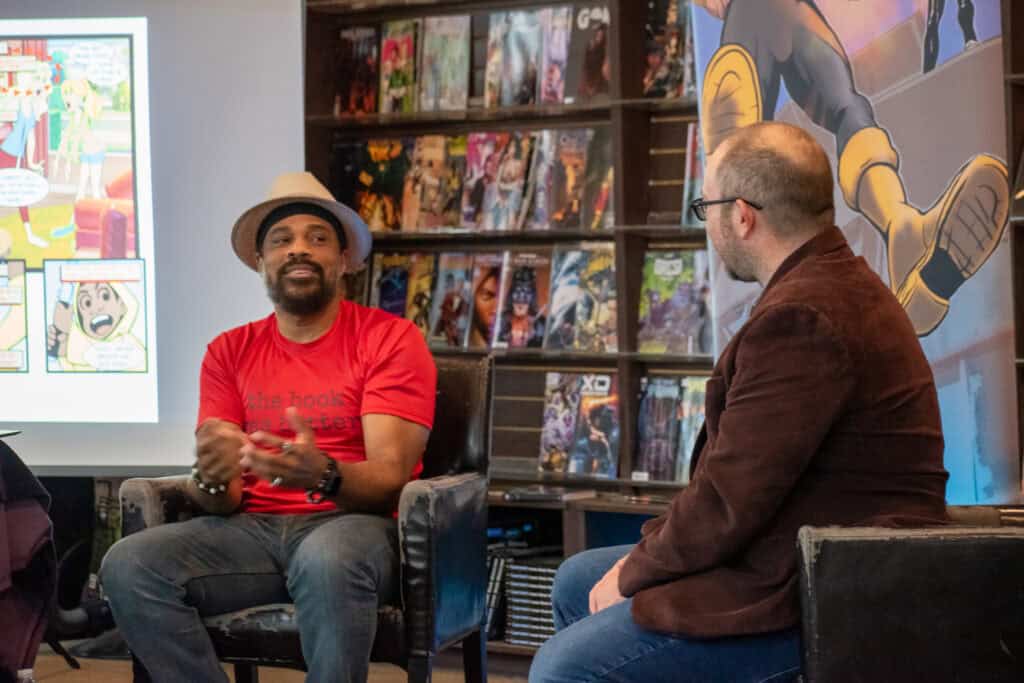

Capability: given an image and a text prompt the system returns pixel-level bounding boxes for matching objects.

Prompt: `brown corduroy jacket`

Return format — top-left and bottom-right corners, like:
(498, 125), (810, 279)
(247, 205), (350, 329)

(619, 226), (949, 637)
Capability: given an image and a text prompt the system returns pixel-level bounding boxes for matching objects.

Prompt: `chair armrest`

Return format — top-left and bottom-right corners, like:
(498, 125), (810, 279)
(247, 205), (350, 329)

(119, 475), (204, 536)
(397, 471), (488, 656)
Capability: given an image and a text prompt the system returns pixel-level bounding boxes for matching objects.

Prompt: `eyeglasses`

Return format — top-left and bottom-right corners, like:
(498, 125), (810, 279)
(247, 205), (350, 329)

(689, 196), (764, 222)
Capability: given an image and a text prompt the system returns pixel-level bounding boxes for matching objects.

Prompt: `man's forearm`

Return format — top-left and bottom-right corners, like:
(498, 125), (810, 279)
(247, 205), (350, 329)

(326, 459), (408, 514)
(187, 476), (243, 515)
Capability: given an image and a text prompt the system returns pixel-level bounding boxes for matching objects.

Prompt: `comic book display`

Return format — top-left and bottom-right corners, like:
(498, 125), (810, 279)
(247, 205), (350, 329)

(567, 373), (619, 478)
(564, 3), (611, 102)
(538, 6), (573, 104)
(356, 138), (412, 232)
(539, 372), (582, 473)
(427, 252), (473, 348)
(524, 129), (592, 231)
(544, 243), (616, 352)
(493, 250), (551, 349)
(380, 20), (418, 114)
(466, 252), (505, 349)
(675, 376), (708, 484)
(462, 132), (532, 232)
(336, 26), (379, 115)
(369, 252), (412, 317)
(485, 11), (542, 107)
(637, 249), (711, 355)
(642, 1), (695, 99)
(418, 15), (470, 112)
(404, 252), (437, 337)
(633, 376), (682, 482)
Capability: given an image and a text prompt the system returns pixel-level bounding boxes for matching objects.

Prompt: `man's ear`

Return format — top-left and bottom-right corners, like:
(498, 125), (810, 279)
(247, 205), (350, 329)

(256, 256), (265, 276)
(734, 199), (758, 240)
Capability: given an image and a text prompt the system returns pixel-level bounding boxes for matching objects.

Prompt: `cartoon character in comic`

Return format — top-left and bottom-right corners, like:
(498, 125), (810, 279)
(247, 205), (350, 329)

(59, 78), (107, 201)
(47, 280), (145, 372)
(434, 272), (469, 345)
(498, 266), (546, 348)
(0, 60), (52, 248)
(0, 255), (26, 369)
(540, 376), (579, 472)
(696, 0), (1009, 336)
(924, 0), (978, 73)
(569, 395), (618, 476)
(575, 252), (616, 352)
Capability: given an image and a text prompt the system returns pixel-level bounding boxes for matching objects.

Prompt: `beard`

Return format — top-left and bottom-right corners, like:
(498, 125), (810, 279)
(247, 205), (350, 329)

(265, 259), (337, 315)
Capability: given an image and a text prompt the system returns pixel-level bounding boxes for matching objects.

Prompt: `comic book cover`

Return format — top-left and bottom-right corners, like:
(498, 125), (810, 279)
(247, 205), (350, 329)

(637, 249), (711, 355)
(538, 6), (572, 104)
(567, 373), (619, 478)
(466, 252), (505, 349)
(380, 20), (418, 114)
(581, 127), (614, 230)
(633, 376), (682, 482)
(441, 135), (468, 230)
(337, 26), (379, 115)
(329, 139), (365, 209)
(480, 132), (533, 232)
(404, 252), (437, 337)
(461, 132), (510, 230)
(493, 250), (552, 349)
(485, 11), (542, 107)
(680, 122), (704, 226)
(675, 376), (708, 483)
(544, 242), (616, 352)
(642, 1), (689, 99)
(564, 3), (611, 103)
(427, 252), (473, 348)
(369, 252), (411, 317)
(357, 138), (412, 232)
(539, 372), (582, 473)
(401, 135), (448, 231)
(418, 15), (471, 112)
(526, 129), (593, 231)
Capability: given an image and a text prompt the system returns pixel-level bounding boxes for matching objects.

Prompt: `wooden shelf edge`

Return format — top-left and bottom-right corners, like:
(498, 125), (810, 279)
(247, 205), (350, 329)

(486, 640), (539, 657)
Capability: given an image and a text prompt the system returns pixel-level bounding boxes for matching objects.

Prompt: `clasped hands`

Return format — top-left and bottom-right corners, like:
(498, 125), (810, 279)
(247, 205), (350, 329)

(195, 407), (329, 490)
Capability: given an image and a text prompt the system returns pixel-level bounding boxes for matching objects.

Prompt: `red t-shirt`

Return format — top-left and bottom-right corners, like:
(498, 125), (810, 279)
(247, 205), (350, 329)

(197, 299), (437, 514)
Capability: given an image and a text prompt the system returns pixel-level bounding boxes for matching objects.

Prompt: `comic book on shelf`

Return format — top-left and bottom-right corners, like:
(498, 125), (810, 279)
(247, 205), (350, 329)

(544, 243), (617, 352)
(462, 132), (533, 232)
(485, 11), (542, 107)
(538, 6), (573, 104)
(402, 135), (465, 231)
(356, 138), (412, 232)
(427, 252), (474, 348)
(380, 19), (418, 114)
(336, 26), (378, 115)
(418, 15), (471, 112)
(642, 0), (693, 99)
(637, 249), (711, 355)
(524, 128), (593, 231)
(538, 371), (582, 473)
(404, 253), (437, 338)
(370, 252), (412, 317)
(567, 373), (619, 478)
(466, 252), (505, 349)
(564, 3), (611, 103)
(581, 127), (614, 230)
(633, 376), (682, 482)
(675, 376), (708, 483)
(328, 139), (364, 209)
(493, 249), (552, 349)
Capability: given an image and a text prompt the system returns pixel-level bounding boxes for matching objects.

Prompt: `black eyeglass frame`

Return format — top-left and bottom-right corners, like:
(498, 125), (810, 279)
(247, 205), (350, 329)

(689, 196), (764, 222)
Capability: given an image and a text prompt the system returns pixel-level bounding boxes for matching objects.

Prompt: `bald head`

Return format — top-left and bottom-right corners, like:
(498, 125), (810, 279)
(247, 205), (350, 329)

(709, 122), (835, 236)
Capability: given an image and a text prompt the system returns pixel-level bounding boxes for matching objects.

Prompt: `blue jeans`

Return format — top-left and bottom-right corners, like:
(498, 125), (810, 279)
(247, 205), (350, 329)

(529, 545), (803, 683)
(99, 511), (399, 683)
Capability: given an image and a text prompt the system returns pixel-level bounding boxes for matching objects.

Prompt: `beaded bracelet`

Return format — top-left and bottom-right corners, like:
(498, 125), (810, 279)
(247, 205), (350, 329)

(191, 466), (227, 495)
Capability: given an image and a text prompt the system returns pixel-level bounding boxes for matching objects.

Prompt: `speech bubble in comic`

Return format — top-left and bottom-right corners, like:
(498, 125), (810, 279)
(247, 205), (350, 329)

(65, 39), (130, 88)
(0, 169), (49, 208)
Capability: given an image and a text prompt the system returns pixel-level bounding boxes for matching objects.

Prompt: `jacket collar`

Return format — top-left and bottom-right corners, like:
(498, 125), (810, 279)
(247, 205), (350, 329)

(761, 226), (849, 295)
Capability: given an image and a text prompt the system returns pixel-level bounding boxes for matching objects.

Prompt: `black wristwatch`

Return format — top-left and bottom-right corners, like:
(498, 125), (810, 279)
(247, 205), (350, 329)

(306, 455), (342, 504)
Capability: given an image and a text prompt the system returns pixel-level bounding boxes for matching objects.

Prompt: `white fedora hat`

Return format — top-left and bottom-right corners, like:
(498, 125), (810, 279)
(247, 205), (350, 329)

(231, 172), (372, 272)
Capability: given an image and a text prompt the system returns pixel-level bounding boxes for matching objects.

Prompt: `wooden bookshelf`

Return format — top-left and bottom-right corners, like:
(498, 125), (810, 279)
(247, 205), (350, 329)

(305, 1), (709, 605)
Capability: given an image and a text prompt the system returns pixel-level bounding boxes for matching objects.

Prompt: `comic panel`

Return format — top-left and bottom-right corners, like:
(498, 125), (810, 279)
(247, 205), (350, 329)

(0, 259), (27, 372)
(44, 258), (147, 373)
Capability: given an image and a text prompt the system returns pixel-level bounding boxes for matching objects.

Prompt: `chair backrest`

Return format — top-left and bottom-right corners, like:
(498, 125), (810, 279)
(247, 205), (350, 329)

(798, 525), (1024, 683)
(420, 355), (491, 479)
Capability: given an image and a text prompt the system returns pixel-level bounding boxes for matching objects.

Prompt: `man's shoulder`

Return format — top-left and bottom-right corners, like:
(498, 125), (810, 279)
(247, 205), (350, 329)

(208, 313), (275, 353)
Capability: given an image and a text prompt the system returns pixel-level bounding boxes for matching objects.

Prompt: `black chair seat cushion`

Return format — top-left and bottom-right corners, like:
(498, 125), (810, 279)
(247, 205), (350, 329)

(204, 604), (406, 670)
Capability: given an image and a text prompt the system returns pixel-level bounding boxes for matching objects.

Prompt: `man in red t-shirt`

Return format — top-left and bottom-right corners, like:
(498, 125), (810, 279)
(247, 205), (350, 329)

(101, 173), (437, 683)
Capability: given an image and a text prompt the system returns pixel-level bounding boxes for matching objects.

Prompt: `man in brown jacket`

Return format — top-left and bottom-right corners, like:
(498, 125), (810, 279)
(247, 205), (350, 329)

(529, 122), (949, 683)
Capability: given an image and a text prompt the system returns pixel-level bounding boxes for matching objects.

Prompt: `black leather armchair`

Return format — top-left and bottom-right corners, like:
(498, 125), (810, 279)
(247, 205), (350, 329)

(117, 355), (491, 683)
